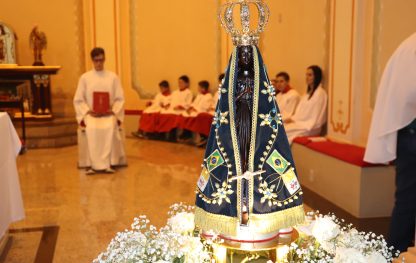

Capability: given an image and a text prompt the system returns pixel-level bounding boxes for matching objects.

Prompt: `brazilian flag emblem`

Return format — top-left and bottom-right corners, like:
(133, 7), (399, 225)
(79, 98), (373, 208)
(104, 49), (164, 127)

(266, 149), (290, 174)
(207, 150), (225, 172)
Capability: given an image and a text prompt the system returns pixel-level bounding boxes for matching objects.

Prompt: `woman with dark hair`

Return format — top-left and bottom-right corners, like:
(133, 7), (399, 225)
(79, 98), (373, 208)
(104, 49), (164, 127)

(284, 65), (328, 143)
(306, 65), (323, 98)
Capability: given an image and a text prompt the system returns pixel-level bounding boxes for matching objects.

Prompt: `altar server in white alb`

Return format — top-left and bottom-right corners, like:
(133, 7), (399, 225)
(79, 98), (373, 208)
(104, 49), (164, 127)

(184, 80), (213, 117)
(274, 71), (300, 122)
(165, 75), (193, 114)
(365, 33), (416, 252)
(284, 65), (328, 143)
(74, 47), (126, 174)
(143, 80), (171, 114)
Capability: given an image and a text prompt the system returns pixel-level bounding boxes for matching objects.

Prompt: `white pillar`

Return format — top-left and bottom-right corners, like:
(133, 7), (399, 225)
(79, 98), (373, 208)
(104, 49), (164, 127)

(327, 0), (375, 145)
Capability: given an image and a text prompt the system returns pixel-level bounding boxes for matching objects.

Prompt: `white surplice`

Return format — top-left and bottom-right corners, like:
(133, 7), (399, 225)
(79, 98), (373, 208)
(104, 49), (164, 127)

(276, 88), (301, 122)
(144, 92), (172, 113)
(165, 88), (193, 115)
(73, 69), (126, 170)
(183, 93), (213, 117)
(285, 86), (328, 143)
(364, 33), (416, 163)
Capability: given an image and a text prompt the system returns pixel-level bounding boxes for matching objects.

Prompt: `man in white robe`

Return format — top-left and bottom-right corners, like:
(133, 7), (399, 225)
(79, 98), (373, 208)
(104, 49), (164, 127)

(165, 75), (193, 115)
(74, 47), (126, 174)
(285, 66), (327, 144)
(274, 72), (300, 122)
(364, 33), (416, 252)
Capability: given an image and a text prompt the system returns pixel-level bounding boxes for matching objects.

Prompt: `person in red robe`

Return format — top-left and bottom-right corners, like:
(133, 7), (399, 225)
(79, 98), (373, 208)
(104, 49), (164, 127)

(133, 80), (171, 139)
(179, 81), (213, 143)
(159, 75), (193, 142)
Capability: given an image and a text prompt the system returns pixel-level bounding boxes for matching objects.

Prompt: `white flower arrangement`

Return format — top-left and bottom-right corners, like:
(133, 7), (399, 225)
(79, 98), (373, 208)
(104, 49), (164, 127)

(282, 212), (400, 263)
(167, 212), (195, 235)
(94, 206), (400, 263)
(93, 203), (212, 263)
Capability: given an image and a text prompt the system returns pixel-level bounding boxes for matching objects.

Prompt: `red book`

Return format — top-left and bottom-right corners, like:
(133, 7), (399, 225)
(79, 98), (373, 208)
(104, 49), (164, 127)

(93, 92), (110, 114)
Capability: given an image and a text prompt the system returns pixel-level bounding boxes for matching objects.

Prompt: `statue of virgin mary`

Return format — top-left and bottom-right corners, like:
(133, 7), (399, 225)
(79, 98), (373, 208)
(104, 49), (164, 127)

(194, 0), (305, 241)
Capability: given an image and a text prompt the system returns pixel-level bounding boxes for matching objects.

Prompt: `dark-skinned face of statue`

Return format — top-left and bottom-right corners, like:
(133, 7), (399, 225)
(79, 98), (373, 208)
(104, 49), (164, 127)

(238, 46), (253, 68)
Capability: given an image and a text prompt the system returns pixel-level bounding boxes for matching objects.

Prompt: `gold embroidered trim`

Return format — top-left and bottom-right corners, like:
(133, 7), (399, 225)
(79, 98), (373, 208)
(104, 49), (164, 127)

(248, 45), (260, 215)
(258, 62), (279, 171)
(228, 48), (242, 223)
(194, 205), (305, 236)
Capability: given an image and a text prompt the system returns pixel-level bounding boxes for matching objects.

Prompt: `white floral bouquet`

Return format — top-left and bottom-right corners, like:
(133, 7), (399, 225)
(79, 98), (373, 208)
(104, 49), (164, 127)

(94, 205), (400, 263)
(93, 203), (211, 263)
(282, 212), (400, 263)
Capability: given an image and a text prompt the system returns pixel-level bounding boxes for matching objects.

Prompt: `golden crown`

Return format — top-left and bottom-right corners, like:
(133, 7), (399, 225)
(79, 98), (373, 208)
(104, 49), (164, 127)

(219, 0), (270, 46)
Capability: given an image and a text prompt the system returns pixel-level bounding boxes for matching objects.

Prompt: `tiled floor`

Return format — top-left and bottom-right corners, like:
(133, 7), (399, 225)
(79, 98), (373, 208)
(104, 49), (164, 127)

(2, 231), (42, 263)
(3, 138), (313, 263)
(8, 139), (206, 262)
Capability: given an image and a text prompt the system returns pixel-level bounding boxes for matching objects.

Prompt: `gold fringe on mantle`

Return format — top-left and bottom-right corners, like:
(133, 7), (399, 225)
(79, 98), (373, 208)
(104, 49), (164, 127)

(194, 205), (305, 237)
(194, 207), (239, 236)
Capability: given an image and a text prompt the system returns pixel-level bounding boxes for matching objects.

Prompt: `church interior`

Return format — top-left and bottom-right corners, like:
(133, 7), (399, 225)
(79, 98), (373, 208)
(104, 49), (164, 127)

(1, 0), (416, 262)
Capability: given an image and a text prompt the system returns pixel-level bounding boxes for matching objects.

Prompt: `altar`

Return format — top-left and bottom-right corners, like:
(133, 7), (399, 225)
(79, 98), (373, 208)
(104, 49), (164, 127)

(0, 65), (61, 119)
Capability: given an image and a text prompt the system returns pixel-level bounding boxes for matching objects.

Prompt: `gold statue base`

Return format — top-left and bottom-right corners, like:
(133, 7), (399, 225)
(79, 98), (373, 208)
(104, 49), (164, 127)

(210, 229), (298, 263)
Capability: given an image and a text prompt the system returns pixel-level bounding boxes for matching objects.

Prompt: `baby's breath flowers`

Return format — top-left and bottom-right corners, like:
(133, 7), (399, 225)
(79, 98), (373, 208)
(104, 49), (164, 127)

(283, 212), (400, 263)
(93, 204), (212, 263)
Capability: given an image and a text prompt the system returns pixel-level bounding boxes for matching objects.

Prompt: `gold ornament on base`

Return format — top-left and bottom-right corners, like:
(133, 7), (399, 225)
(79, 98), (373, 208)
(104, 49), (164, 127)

(30, 26), (47, 66)
(210, 229), (298, 262)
